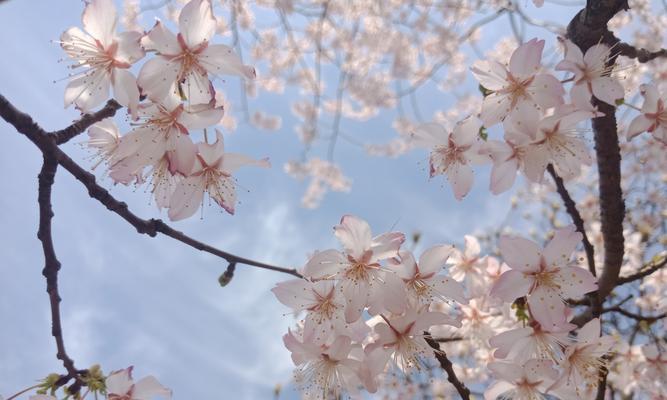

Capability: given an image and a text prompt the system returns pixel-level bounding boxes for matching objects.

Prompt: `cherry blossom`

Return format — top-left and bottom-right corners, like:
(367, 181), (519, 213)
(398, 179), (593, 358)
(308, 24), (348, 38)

(556, 37), (624, 106)
(549, 318), (615, 398)
(105, 366), (172, 400)
(369, 307), (461, 371)
(60, 0), (144, 114)
(109, 93), (223, 184)
(412, 117), (488, 200)
(303, 215), (406, 322)
(137, 0), (254, 105)
(490, 225), (598, 329)
(168, 130), (270, 221)
(627, 83), (667, 143)
(471, 38), (564, 127)
(86, 118), (121, 170)
(283, 331), (363, 398)
(489, 319), (574, 362)
(448, 235), (487, 297)
(388, 246), (467, 306)
(485, 359), (558, 400)
(272, 279), (347, 345)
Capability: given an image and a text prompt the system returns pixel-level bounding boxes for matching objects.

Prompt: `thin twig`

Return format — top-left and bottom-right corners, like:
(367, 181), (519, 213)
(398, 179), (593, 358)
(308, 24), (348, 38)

(52, 100), (122, 144)
(424, 331), (471, 400)
(547, 164), (596, 277)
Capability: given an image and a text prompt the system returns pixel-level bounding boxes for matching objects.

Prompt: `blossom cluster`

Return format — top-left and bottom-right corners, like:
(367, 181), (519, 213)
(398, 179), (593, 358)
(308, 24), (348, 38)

(272, 215), (616, 399)
(413, 36), (665, 201)
(61, 0), (267, 221)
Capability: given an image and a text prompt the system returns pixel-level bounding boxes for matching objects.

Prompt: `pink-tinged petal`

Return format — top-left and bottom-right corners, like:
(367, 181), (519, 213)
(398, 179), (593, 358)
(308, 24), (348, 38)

(523, 359), (558, 382)
(411, 122), (448, 148)
(543, 225), (581, 268)
(446, 162), (473, 200)
(222, 153), (270, 174)
(570, 81), (593, 106)
(197, 130), (225, 166)
(480, 92), (513, 128)
(271, 279), (315, 310)
(142, 20), (180, 55)
(178, 0), (216, 48)
(209, 175), (237, 214)
(490, 269), (533, 301)
(639, 84), (659, 114)
(380, 272), (407, 314)
(82, 0), (116, 47)
(528, 74), (565, 109)
(430, 276), (467, 304)
(527, 286), (566, 330)
(470, 60), (508, 91)
(180, 68), (214, 105)
(488, 361), (523, 383)
(87, 118), (119, 149)
(168, 134), (196, 176)
(418, 245), (454, 276)
(463, 235), (480, 260)
(652, 126), (667, 144)
(551, 136), (591, 179)
(498, 235), (541, 272)
(626, 115), (652, 141)
(132, 376), (172, 400)
(115, 31), (145, 64)
(303, 249), (347, 278)
(452, 117), (482, 147)
(370, 231), (405, 261)
(64, 69), (111, 112)
(111, 69), (140, 118)
(591, 76), (624, 105)
(510, 38), (544, 78)
(60, 27), (96, 59)
(481, 139), (512, 160)
(484, 380), (515, 400)
(414, 311), (459, 331)
(199, 45), (256, 79)
(532, 0), (544, 6)
(577, 317), (600, 344)
(179, 104), (224, 130)
(343, 281), (368, 323)
(137, 56), (181, 102)
(556, 37), (584, 67)
(490, 157), (519, 194)
(106, 367), (134, 395)
(554, 266), (597, 298)
(167, 175), (206, 221)
(334, 215), (373, 260)
(389, 250), (417, 279)
(522, 143), (549, 182)
(583, 44), (611, 72)
(488, 327), (532, 359)
(327, 335), (353, 361)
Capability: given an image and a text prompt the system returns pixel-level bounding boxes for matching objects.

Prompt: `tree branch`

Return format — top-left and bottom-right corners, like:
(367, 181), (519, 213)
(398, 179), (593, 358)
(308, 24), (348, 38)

(547, 164), (596, 276)
(0, 93), (302, 276)
(52, 100), (122, 145)
(617, 255), (666, 285)
(616, 42), (667, 63)
(37, 155), (84, 393)
(424, 331), (471, 400)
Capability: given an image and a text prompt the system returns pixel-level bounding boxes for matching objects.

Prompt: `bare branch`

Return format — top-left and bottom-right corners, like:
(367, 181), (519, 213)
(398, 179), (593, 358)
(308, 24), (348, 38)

(424, 331), (471, 400)
(616, 42), (667, 63)
(37, 156), (83, 393)
(52, 100), (122, 144)
(547, 164), (596, 276)
(617, 255), (667, 285)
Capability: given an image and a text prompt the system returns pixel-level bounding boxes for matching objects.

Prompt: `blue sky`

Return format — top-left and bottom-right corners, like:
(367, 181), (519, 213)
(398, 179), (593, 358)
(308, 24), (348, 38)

(0, 0), (584, 398)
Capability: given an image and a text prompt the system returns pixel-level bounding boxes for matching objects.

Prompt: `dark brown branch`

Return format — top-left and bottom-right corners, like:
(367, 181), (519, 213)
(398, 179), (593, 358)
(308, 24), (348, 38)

(52, 100), (122, 145)
(37, 156), (83, 393)
(616, 42), (667, 63)
(566, 0), (628, 324)
(424, 331), (471, 400)
(547, 164), (596, 276)
(0, 93), (302, 276)
(617, 255), (667, 285)
(601, 306), (666, 323)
